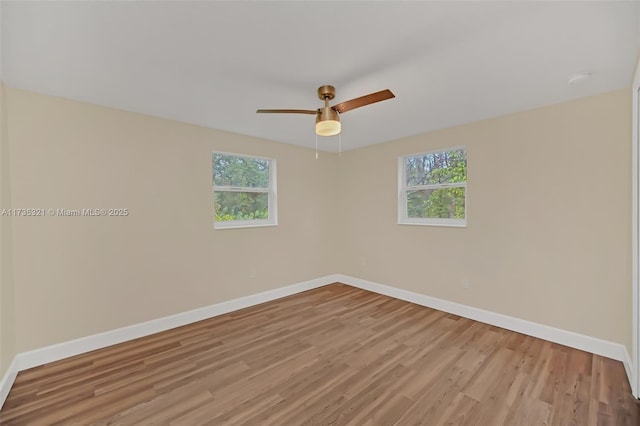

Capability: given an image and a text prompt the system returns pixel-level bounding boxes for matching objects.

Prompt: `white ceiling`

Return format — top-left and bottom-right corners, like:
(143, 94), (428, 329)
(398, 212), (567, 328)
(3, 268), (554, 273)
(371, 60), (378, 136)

(2, 1), (639, 152)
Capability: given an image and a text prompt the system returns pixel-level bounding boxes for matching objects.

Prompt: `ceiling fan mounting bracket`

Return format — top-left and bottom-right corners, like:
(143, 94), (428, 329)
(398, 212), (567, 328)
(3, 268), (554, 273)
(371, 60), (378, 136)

(317, 85), (336, 101)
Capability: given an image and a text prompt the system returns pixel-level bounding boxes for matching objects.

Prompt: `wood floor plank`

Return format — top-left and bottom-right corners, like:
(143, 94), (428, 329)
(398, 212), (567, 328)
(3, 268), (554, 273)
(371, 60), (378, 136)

(1, 283), (637, 425)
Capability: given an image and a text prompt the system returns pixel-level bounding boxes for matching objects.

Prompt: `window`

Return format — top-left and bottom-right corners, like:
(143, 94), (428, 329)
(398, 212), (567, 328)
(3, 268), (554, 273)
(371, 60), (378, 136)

(213, 152), (277, 229)
(398, 147), (467, 227)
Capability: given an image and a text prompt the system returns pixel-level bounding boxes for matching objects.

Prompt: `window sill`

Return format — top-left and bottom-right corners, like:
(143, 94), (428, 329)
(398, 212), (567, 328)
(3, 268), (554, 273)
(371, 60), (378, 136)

(398, 220), (467, 228)
(214, 221), (278, 230)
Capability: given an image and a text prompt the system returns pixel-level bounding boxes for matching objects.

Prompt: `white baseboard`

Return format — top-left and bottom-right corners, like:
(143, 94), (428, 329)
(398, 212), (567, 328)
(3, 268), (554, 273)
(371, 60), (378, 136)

(0, 356), (19, 409)
(17, 274), (338, 372)
(0, 274), (338, 409)
(1, 273), (634, 410)
(336, 274), (632, 369)
(622, 347), (634, 395)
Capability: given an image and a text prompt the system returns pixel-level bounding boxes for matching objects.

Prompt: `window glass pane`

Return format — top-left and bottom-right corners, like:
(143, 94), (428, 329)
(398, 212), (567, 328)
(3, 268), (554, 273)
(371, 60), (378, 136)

(407, 188), (465, 219)
(405, 149), (466, 186)
(214, 192), (269, 221)
(213, 153), (269, 188)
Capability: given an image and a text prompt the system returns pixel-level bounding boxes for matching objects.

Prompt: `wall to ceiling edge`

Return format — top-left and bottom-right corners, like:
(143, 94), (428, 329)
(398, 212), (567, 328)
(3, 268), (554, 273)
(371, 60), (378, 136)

(335, 89), (632, 354)
(0, 87), (632, 376)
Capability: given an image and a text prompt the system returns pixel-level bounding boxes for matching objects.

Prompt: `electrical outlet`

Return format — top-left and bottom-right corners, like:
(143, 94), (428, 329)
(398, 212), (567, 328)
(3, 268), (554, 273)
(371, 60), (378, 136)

(461, 277), (469, 289)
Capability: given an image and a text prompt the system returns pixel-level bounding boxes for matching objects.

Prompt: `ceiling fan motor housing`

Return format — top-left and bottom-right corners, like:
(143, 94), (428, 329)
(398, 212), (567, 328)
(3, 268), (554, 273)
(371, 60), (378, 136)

(317, 106), (339, 123)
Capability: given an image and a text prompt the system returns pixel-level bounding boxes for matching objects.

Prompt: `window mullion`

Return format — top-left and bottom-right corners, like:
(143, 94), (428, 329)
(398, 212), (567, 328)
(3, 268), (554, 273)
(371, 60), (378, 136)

(405, 182), (466, 191)
(214, 186), (270, 193)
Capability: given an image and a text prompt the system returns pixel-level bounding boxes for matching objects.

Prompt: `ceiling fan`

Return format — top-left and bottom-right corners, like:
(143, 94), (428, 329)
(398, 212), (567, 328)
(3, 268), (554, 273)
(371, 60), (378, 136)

(257, 85), (395, 137)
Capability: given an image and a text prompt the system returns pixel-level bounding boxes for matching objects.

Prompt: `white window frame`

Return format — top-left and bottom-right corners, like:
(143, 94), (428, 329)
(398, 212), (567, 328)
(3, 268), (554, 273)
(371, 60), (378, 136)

(398, 146), (467, 227)
(213, 152), (277, 230)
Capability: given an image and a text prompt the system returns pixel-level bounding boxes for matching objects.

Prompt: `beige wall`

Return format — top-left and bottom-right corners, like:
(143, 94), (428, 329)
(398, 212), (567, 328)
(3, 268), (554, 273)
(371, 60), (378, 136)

(2, 87), (632, 358)
(336, 89), (632, 351)
(5, 87), (339, 352)
(1, 82), (17, 378)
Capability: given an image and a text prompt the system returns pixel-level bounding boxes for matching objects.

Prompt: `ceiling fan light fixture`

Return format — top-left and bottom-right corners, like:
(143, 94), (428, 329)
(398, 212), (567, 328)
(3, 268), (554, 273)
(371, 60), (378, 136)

(315, 119), (341, 136)
(315, 107), (341, 136)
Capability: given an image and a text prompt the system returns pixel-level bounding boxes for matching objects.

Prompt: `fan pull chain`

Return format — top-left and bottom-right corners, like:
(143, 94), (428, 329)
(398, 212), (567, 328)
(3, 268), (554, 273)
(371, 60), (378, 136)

(315, 133), (319, 160)
(339, 133), (342, 157)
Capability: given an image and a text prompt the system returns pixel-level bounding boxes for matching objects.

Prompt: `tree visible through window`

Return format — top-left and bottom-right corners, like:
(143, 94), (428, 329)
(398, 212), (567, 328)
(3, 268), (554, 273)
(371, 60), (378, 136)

(213, 152), (277, 229)
(399, 148), (467, 226)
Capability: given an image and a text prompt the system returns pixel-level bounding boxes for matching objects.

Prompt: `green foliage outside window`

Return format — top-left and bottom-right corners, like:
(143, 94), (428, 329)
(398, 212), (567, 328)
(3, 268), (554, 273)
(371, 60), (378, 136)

(214, 192), (269, 222)
(405, 149), (466, 220)
(213, 153), (271, 222)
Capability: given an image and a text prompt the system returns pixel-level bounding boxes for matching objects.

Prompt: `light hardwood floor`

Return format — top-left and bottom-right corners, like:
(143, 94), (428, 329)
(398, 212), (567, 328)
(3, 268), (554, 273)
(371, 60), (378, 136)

(1, 283), (638, 425)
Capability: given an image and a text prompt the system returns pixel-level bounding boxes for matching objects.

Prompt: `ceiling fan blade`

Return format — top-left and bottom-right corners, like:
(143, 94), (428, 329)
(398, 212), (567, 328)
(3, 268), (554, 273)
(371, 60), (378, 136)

(332, 89), (395, 114)
(256, 109), (318, 115)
